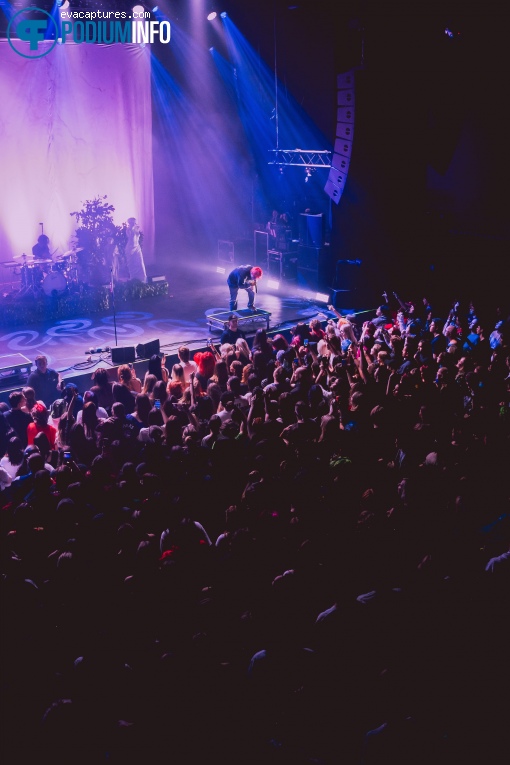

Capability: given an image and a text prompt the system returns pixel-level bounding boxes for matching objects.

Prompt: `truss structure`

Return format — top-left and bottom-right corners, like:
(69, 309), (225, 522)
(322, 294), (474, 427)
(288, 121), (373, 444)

(268, 149), (332, 168)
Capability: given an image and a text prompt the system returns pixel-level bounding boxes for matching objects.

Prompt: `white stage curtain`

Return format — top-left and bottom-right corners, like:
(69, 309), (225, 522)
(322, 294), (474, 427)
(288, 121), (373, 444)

(0, 41), (154, 265)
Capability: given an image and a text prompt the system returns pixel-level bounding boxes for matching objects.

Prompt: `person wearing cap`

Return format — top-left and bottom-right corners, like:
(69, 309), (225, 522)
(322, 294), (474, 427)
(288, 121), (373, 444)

(50, 383), (84, 427)
(220, 315), (246, 345)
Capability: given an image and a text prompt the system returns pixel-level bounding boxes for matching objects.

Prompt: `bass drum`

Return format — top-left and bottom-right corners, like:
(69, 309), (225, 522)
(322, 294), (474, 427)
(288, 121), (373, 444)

(42, 271), (67, 296)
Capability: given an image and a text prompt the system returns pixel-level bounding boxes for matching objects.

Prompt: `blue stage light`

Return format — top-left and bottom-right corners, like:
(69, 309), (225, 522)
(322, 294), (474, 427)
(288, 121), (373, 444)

(220, 12), (227, 18)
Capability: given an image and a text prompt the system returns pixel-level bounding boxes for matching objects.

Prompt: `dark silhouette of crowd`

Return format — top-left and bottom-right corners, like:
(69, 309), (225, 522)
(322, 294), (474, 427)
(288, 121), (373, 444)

(1, 293), (508, 765)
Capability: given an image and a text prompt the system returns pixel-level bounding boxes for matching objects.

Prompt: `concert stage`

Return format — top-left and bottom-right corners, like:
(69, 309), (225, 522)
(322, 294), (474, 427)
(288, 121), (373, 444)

(0, 261), (352, 401)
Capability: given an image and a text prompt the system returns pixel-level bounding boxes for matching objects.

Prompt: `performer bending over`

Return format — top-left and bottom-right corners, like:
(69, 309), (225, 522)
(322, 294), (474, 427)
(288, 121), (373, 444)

(125, 217), (147, 283)
(227, 265), (263, 311)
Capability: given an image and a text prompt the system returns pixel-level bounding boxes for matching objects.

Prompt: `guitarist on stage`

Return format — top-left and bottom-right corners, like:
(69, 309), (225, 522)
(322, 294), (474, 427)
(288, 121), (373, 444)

(227, 265), (263, 311)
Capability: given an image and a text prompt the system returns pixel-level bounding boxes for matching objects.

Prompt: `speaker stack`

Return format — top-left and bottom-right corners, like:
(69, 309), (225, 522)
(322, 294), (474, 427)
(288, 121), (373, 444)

(254, 230), (269, 267)
(296, 213), (328, 291)
(297, 245), (329, 292)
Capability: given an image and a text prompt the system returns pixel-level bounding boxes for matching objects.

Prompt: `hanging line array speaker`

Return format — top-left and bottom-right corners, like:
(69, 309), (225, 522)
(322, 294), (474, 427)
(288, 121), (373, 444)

(325, 69), (355, 205)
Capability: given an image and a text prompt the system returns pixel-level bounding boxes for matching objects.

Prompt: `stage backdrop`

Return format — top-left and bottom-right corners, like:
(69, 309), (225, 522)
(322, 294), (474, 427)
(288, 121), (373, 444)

(0, 40), (154, 267)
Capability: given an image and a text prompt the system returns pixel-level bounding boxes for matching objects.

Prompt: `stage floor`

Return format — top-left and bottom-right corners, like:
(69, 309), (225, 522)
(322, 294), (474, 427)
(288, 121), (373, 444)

(0, 264), (347, 387)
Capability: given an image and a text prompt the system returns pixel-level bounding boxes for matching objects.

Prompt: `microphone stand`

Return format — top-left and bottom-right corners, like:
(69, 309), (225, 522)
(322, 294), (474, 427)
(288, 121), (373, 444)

(110, 267), (118, 348)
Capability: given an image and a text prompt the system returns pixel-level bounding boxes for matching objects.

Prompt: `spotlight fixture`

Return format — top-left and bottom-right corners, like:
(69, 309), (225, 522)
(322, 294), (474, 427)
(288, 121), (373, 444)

(216, 265), (226, 274)
(268, 279), (280, 290)
(315, 292), (330, 303)
(209, 47), (214, 52)
(220, 11), (227, 18)
(207, 12), (217, 21)
(152, 5), (159, 11)
(132, 5), (145, 16)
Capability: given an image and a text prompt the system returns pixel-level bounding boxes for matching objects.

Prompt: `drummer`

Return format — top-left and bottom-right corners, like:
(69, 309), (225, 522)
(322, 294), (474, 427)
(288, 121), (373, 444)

(32, 234), (51, 260)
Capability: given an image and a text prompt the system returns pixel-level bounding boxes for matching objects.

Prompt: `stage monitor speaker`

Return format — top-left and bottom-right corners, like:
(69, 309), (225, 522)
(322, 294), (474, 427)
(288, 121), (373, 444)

(111, 346), (136, 364)
(136, 338), (161, 359)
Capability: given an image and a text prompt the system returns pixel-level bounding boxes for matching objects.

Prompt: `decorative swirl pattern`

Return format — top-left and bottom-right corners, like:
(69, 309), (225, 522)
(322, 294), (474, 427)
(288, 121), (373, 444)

(0, 330), (45, 350)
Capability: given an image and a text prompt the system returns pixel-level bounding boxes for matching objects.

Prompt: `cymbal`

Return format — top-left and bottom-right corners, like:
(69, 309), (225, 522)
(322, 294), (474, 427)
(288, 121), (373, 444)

(13, 252), (33, 259)
(2, 261), (20, 267)
(30, 259), (53, 265)
(63, 247), (84, 256)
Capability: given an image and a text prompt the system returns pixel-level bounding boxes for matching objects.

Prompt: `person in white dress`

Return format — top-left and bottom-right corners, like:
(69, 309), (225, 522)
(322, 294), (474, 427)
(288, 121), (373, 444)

(125, 217), (147, 283)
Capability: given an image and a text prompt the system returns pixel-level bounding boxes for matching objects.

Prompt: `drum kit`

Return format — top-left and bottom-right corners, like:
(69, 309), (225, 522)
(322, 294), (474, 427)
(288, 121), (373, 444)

(2, 248), (84, 298)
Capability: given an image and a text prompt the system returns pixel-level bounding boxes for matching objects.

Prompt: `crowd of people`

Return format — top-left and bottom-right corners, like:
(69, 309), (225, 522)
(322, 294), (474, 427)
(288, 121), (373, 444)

(1, 294), (508, 764)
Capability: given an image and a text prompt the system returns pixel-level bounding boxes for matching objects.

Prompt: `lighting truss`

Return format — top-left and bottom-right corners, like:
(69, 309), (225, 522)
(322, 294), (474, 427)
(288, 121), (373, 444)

(268, 149), (332, 168)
